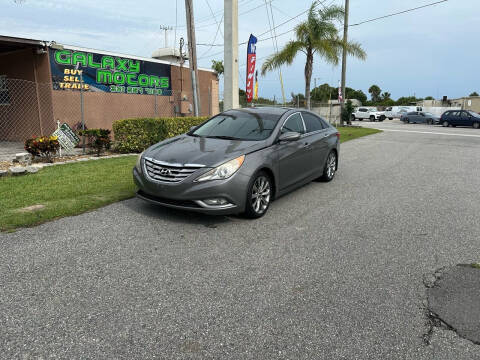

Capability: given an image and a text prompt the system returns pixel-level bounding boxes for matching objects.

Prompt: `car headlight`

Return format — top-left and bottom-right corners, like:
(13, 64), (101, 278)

(135, 151), (144, 172)
(194, 155), (245, 182)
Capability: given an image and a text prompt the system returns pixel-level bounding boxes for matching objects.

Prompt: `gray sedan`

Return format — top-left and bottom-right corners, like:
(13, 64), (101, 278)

(401, 111), (440, 124)
(133, 107), (340, 218)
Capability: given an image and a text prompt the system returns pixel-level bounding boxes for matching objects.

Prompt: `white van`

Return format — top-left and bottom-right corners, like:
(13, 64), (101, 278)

(385, 106), (423, 120)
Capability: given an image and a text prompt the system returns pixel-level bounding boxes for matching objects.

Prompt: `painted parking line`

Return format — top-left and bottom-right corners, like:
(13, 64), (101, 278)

(379, 129), (480, 138)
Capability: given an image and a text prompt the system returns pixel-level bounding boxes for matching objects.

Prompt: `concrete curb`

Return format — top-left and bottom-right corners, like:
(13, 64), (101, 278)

(1, 154), (137, 178)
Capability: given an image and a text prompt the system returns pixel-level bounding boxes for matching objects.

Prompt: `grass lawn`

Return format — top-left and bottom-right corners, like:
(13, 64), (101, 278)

(337, 126), (382, 143)
(0, 127), (381, 231)
(0, 156), (137, 231)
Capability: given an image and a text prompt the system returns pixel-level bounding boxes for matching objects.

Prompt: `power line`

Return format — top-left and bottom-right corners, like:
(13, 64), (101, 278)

(197, 1), (326, 47)
(349, 0), (448, 27)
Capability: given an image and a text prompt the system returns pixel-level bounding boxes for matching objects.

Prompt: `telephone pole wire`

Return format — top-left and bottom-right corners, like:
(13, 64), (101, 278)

(185, 0), (201, 116)
(340, 0), (349, 126)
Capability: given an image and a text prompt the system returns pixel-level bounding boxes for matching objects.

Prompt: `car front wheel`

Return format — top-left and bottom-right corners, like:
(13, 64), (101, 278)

(370, 116), (375, 122)
(244, 171), (272, 219)
(473, 122), (480, 129)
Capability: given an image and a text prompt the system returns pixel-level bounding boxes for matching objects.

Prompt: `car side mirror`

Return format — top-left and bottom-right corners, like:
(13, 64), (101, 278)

(278, 132), (301, 142)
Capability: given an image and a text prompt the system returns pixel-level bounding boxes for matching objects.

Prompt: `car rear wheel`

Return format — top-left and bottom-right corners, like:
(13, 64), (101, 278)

(473, 122), (480, 129)
(319, 151), (337, 182)
(351, 114), (355, 121)
(244, 171), (272, 219)
(442, 121), (449, 127)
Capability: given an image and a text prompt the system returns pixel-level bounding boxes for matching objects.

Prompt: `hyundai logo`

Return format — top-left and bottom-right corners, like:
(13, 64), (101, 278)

(159, 168), (171, 176)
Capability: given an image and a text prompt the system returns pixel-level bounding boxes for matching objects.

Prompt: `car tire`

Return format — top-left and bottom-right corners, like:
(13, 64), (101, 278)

(369, 115), (375, 122)
(442, 121), (449, 127)
(244, 171), (272, 219)
(319, 151), (337, 182)
(380, 115), (386, 121)
(351, 114), (355, 121)
(473, 122), (480, 129)
(427, 119), (433, 125)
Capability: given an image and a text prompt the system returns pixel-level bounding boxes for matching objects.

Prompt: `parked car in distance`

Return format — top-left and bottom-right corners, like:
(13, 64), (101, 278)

(440, 110), (480, 128)
(384, 106), (413, 120)
(352, 107), (386, 122)
(400, 111), (440, 124)
(133, 107), (340, 218)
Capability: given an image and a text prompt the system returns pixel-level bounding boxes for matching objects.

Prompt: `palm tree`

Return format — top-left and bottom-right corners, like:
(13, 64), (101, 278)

(261, 1), (366, 109)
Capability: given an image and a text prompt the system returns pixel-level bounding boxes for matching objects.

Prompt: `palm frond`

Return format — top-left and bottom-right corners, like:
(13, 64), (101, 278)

(261, 41), (305, 75)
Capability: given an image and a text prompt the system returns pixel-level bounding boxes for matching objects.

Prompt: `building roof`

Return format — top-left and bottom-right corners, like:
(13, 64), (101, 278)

(0, 34), (215, 73)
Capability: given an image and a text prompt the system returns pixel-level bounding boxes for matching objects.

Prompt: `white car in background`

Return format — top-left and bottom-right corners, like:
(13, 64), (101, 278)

(352, 107), (386, 122)
(385, 106), (421, 120)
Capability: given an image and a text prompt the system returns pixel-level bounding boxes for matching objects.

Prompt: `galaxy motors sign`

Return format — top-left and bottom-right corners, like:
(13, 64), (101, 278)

(49, 49), (172, 95)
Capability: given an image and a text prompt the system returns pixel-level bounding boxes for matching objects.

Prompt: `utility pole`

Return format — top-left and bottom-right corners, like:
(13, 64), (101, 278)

(185, 0), (200, 116)
(340, 0), (349, 126)
(224, 0), (239, 110)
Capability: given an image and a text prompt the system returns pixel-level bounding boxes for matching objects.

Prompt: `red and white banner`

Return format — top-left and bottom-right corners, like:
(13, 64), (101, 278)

(246, 34), (258, 103)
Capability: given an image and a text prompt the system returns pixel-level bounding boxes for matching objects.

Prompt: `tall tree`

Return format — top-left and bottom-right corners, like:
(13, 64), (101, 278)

(469, 92), (479, 97)
(211, 60), (224, 79)
(261, 1), (366, 109)
(368, 85), (381, 103)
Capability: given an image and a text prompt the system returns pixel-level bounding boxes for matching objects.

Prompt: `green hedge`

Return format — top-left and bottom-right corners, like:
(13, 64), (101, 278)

(112, 116), (208, 153)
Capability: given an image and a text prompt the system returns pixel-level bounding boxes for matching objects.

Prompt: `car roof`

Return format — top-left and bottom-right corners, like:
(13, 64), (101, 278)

(225, 106), (293, 116)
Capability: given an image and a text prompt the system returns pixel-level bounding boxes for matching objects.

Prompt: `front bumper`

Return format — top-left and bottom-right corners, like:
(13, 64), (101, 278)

(133, 166), (250, 215)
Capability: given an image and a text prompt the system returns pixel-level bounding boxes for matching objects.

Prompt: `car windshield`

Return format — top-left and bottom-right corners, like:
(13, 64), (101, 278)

(467, 111), (480, 118)
(190, 110), (281, 141)
(368, 108), (377, 111)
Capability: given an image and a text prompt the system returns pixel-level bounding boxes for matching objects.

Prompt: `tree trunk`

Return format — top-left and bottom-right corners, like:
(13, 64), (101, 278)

(304, 49), (313, 110)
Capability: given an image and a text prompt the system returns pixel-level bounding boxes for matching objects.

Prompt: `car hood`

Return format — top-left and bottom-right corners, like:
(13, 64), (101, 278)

(145, 135), (269, 167)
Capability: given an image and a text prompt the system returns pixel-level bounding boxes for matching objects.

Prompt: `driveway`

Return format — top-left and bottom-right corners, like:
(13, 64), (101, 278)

(1, 127), (480, 359)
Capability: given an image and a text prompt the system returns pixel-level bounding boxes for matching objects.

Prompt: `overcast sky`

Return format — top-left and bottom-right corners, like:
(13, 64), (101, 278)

(1, 0), (477, 101)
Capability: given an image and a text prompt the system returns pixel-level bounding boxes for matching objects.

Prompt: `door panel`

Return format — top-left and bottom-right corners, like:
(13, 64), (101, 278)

(276, 141), (311, 190)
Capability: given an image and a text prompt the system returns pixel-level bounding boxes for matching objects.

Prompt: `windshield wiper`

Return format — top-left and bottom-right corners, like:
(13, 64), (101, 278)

(206, 135), (241, 140)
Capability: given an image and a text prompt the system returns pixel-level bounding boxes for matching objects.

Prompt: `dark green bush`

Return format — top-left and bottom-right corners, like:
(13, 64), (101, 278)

(112, 116), (208, 153)
(79, 128), (111, 156)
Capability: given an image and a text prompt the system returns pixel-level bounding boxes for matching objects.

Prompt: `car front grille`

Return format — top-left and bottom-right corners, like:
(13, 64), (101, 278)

(144, 157), (204, 183)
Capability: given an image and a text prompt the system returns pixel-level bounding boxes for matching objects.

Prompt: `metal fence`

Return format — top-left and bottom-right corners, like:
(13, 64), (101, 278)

(0, 78), (197, 143)
(241, 100), (342, 125)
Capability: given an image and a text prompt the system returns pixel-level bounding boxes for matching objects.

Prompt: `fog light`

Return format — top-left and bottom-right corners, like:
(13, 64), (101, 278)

(203, 198), (229, 206)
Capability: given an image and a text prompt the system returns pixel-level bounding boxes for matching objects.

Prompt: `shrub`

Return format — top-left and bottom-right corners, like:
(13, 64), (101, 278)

(24, 135), (60, 162)
(79, 129), (111, 156)
(112, 116), (208, 153)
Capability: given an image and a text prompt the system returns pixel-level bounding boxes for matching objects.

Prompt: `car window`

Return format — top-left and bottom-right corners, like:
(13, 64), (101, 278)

(192, 110), (281, 141)
(461, 111), (470, 117)
(281, 113), (305, 134)
(407, 112), (416, 115)
(359, 108), (367, 112)
(302, 112), (324, 132)
(450, 111), (460, 117)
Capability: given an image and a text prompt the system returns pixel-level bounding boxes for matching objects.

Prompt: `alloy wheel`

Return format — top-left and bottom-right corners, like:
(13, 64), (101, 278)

(443, 121), (449, 127)
(473, 122), (480, 129)
(326, 152), (336, 180)
(251, 176), (271, 215)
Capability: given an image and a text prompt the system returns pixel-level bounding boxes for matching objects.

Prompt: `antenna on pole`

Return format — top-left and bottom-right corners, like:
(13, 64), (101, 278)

(160, 25), (173, 47)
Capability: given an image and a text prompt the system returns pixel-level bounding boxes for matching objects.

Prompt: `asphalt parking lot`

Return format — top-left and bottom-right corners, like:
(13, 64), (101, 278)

(1, 121), (480, 359)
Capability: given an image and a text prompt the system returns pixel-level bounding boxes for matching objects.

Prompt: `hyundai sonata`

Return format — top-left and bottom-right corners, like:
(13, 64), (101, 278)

(133, 107), (339, 218)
